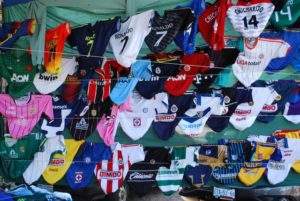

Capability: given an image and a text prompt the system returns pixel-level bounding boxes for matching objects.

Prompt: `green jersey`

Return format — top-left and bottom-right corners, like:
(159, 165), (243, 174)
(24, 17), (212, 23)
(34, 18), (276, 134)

(270, 0), (300, 29)
(0, 128), (45, 180)
(0, 51), (37, 99)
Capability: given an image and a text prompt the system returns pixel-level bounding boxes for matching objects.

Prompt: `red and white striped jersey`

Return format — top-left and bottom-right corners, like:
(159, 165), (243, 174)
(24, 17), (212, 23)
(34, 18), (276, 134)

(94, 143), (145, 194)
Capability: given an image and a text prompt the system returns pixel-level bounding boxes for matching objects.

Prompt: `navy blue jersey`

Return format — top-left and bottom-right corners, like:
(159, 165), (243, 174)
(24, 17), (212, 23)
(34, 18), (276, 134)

(40, 95), (89, 137)
(173, 0), (205, 54)
(152, 92), (195, 140)
(126, 147), (171, 197)
(68, 17), (121, 73)
(184, 164), (212, 187)
(66, 142), (112, 189)
(253, 80), (298, 123)
(135, 59), (180, 99)
(260, 31), (300, 73)
(207, 88), (252, 132)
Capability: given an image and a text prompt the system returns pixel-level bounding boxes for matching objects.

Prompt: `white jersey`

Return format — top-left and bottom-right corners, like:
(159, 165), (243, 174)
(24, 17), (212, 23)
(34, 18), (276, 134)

(119, 91), (168, 140)
(233, 37), (290, 87)
(176, 95), (224, 138)
(94, 143), (145, 194)
(227, 0), (274, 37)
(109, 10), (154, 67)
(23, 135), (66, 185)
(230, 87), (279, 131)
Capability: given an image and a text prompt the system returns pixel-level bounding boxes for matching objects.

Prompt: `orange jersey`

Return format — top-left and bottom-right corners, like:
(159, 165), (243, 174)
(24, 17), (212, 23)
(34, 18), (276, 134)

(44, 22), (71, 75)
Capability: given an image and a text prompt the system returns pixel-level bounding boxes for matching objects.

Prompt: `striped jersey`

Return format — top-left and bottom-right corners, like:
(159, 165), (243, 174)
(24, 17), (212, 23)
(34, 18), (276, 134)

(227, 0), (274, 37)
(145, 11), (183, 53)
(94, 144), (145, 194)
(0, 94), (54, 139)
(232, 37), (290, 87)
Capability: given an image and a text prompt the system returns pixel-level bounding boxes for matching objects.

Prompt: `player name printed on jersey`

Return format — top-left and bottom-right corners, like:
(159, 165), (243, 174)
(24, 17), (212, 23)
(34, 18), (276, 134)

(232, 37), (291, 87)
(227, 0), (274, 37)
(110, 10), (154, 67)
(145, 11), (182, 53)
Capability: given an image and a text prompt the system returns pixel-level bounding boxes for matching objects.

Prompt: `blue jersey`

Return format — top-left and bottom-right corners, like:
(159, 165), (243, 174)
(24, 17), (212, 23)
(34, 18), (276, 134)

(135, 59), (180, 99)
(184, 164), (212, 187)
(66, 142), (112, 189)
(152, 92), (195, 140)
(253, 80), (298, 123)
(207, 88), (252, 132)
(68, 17), (121, 73)
(110, 60), (152, 105)
(260, 31), (300, 73)
(174, 0), (205, 54)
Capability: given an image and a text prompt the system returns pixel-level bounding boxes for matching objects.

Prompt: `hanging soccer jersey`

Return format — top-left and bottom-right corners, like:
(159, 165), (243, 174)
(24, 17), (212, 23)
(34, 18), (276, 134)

(164, 53), (210, 96)
(126, 147), (171, 197)
(97, 98), (131, 146)
(227, 0), (274, 38)
(198, 0), (229, 50)
(135, 59), (181, 99)
(270, 0), (300, 29)
(284, 98), (300, 124)
(119, 91), (168, 140)
(261, 31), (300, 73)
(109, 10), (154, 67)
(44, 22), (71, 75)
(184, 164), (212, 187)
(66, 142), (112, 189)
(0, 94), (54, 139)
(198, 145), (228, 169)
(94, 144), (145, 194)
(152, 92), (195, 140)
(68, 17), (121, 73)
(87, 60), (124, 103)
(145, 11), (183, 53)
(253, 80), (298, 123)
(110, 60), (152, 105)
(23, 135), (66, 185)
(232, 37), (290, 87)
(0, 19), (35, 51)
(0, 131), (44, 180)
(0, 51), (36, 99)
(34, 57), (77, 94)
(176, 92), (224, 138)
(207, 88), (253, 132)
(173, 0), (205, 54)
(230, 87), (278, 131)
(42, 139), (84, 185)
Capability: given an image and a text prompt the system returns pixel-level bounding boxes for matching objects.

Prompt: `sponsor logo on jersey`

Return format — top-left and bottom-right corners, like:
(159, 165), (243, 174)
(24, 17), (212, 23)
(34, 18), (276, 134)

(155, 113), (176, 122)
(38, 73), (58, 81)
(234, 109), (251, 115)
(213, 172), (237, 180)
(236, 60), (262, 66)
(267, 161), (285, 170)
(152, 23), (174, 31)
(11, 73), (29, 82)
(115, 28), (133, 39)
(139, 75), (160, 82)
(261, 104), (278, 113)
(205, 7), (221, 24)
(53, 105), (68, 110)
(98, 170), (123, 180)
(234, 5), (264, 15)
(74, 172), (83, 183)
(75, 118), (89, 130)
(129, 172), (154, 180)
(133, 117), (141, 127)
(49, 158), (65, 166)
(235, 117), (246, 121)
(167, 74), (186, 81)
(181, 123), (202, 129)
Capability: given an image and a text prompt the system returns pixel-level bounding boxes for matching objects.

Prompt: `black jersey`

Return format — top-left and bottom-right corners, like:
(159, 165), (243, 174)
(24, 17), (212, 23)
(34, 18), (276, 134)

(272, 0), (288, 11)
(145, 11), (182, 53)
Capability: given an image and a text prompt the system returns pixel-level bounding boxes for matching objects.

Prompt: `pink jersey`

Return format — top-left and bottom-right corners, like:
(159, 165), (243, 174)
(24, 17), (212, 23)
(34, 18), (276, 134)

(0, 94), (54, 139)
(94, 143), (145, 194)
(97, 98), (131, 146)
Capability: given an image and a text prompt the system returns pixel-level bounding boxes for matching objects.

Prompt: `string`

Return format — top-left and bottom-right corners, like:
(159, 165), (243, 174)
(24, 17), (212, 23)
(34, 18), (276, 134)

(1, 46), (300, 77)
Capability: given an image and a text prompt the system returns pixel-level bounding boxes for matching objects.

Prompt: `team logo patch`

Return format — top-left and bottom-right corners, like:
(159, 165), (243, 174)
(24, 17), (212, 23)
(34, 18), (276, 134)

(155, 67), (161, 74)
(205, 150), (211, 155)
(150, 159), (156, 165)
(74, 172), (83, 183)
(84, 156), (91, 164)
(171, 104), (178, 113)
(75, 118), (89, 130)
(224, 96), (231, 104)
(184, 65), (191, 71)
(275, 95), (282, 101)
(118, 159), (124, 165)
(133, 118), (141, 127)
(143, 108), (148, 113)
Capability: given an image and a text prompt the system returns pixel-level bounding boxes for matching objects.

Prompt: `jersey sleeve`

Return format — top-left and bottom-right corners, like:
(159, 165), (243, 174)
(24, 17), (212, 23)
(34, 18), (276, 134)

(0, 94), (8, 115)
(67, 27), (79, 48)
(273, 40), (291, 58)
(122, 144), (145, 164)
(237, 89), (253, 104)
(43, 95), (54, 120)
